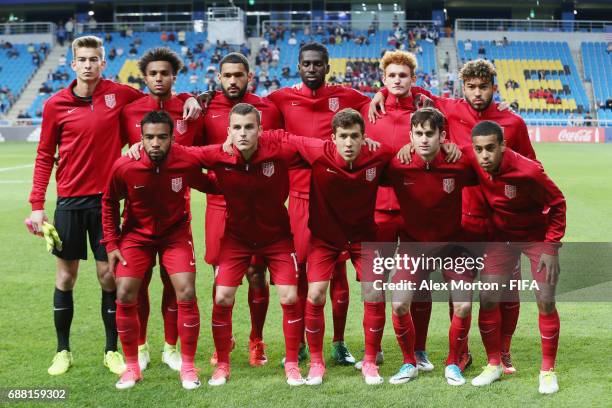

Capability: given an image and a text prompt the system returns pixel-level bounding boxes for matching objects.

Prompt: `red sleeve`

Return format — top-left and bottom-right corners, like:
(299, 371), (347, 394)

(409, 86), (456, 113)
(29, 101), (59, 210)
(511, 118), (537, 160)
(263, 130), (324, 165)
(529, 166), (566, 247)
(119, 107), (130, 147)
(345, 87), (372, 112)
(174, 144), (223, 168)
(116, 82), (145, 104)
(189, 170), (222, 194)
(100, 161), (127, 252)
(265, 89), (284, 108)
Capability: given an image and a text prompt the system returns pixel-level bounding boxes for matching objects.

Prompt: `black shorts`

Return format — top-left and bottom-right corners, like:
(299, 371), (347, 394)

(52, 197), (107, 261)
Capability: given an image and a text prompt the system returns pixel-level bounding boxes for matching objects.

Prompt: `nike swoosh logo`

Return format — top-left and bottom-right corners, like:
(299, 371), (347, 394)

(395, 330), (409, 338)
(541, 332), (559, 340)
(504, 304), (520, 310)
(134, 185), (145, 189)
(106, 309), (116, 314)
(212, 114), (221, 118)
(167, 307), (178, 312)
(369, 327), (384, 333)
(404, 182), (414, 186)
(336, 299), (348, 304)
(305, 328), (320, 333)
(480, 328), (495, 335)
(67, 108), (78, 114)
(291, 102), (299, 106)
(288, 318), (303, 324)
(326, 168), (337, 174)
(53, 307), (69, 311)
(224, 167), (233, 171)
(457, 336), (467, 341)
(135, 124), (141, 127)
(189, 261), (196, 266)
(212, 323), (227, 327)
(117, 329), (131, 333)
(183, 322), (200, 328)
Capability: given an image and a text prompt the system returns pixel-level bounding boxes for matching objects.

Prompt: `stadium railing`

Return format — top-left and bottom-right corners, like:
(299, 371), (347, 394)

(74, 21), (208, 34)
(0, 22), (56, 35)
(455, 19), (611, 33)
(260, 20), (440, 39)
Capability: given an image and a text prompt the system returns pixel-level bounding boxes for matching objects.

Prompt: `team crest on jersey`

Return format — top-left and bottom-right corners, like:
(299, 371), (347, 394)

(443, 178), (455, 194)
(328, 97), (339, 112)
(171, 177), (183, 192)
(504, 184), (517, 199)
(104, 94), (116, 108)
(176, 119), (187, 135)
(365, 167), (376, 182)
(262, 162), (275, 177)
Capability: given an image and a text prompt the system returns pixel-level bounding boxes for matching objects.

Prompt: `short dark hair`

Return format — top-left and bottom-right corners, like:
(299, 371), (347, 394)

(299, 42), (329, 64)
(219, 52), (250, 73)
(230, 103), (261, 125)
(471, 120), (504, 144)
(332, 108), (365, 134)
(138, 47), (183, 75)
(411, 107), (445, 133)
(141, 110), (174, 134)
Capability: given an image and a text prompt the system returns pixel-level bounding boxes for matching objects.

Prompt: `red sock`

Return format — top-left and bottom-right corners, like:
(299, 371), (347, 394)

(161, 271), (178, 346)
(411, 300), (432, 351)
(539, 310), (560, 371)
(478, 307), (501, 365)
(282, 303), (302, 364)
(392, 312), (416, 365)
(297, 264), (308, 344)
(248, 284), (269, 341)
(363, 302), (385, 363)
(305, 300), (325, 363)
(116, 301), (140, 368)
(137, 270), (152, 346)
(330, 262), (349, 342)
(500, 301), (520, 353)
(177, 300), (200, 369)
(447, 314), (471, 365)
(211, 303), (233, 365)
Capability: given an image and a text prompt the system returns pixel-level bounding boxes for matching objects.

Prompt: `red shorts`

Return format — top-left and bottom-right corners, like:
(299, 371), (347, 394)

(205, 205), (264, 268)
(307, 237), (376, 283)
(461, 214), (491, 242)
(482, 242), (549, 283)
(216, 236), (298, 287)
(289, 195), (311, 264)
(115, 229), (196, 279)
(375, 210), (403, 244)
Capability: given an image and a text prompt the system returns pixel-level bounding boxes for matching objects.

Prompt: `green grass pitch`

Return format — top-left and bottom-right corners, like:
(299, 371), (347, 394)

(0, 142), (611, 407)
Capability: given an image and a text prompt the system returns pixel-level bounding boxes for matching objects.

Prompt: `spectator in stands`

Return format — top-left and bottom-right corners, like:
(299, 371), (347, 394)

(32, 52), (40, 66)
(607, 42), (612, 54)
(288, 33), (297, 46)
(606, 99), (612, 110)
(104, 33), (112, 43)
(56, 24), (66, 46)
(503, 36), (509, 46)
(7, 47), (19, 58)
(478, 44), (486, 57)
(168, 32), (176, 42)
(510, 100), (519, 111)
(116, 47), (124, 57)
(178, 30), (186, 45)
(58, 54), (67, 67)
(161, 31), (168, 42)
(87, 16), (97, 31)
(39, 43), (48, 55)
(129, 45), (138, 56)
(17, 110), (31, 119)
(584, 112), (593, 127)
(27, 43), (35, 54)
(64, 18), (74, 41)
(39, 82), (53, 93)
(443, 51), (451, 71)
(35, 107), (42, 117)
(464, 39), (473, 52)
(134, 36), (142, 46)
(189, 73), (198, 84)
(271, 47), (280, 67)
(125, 27), (133, 37)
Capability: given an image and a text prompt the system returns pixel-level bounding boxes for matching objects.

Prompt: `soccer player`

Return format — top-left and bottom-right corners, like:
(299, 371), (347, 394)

(468, 121), (565, 394)
(203, 52), (283, 367)
(175, 103), (304, 386)
(267, 42), (375, 365)
(28, 35), (201, 376)
(121, 47), (205, 372)
(384, 108), (478, 386)
(102, 111), (217, 390)
(371, 59), (536, 372)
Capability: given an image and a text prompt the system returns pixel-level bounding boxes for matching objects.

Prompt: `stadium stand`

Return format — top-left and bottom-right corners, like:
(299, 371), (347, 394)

(458, 40), (590, 124)
(581, 42), (612, 122)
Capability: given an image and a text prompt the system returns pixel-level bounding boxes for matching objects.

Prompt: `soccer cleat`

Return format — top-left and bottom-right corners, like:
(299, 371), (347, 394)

(538, 370), (559, 394)
(445, 364), (466, 386)
(305, 362), (326, 386)
(210, 337), (235, 366)
(47, 350), (73, 376)
(501, 352), (516, 374)
(181, 367), (201, 390)
(362, 361), (384, 385)
(471, 364), (502, 387)
(138, 343), (150, 371)
(415, 351), (434, 372)
(331, 341), (356, 365)
(115, 366), (142, 390)
(354, 350), (384, 370)
(389, 363), (418, 385)
(208, 363), (230, 386)
(458, 352), (473, 372)
(104, 351), (126, 375)
(249, 339), (268, 367)
(281, 342), (309, 367)
(285, 362), (305, 386)
(161, 343), (182, 371)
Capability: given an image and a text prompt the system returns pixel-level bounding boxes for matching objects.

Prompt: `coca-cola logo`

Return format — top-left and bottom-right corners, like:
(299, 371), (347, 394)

(557, 129), (593, 142)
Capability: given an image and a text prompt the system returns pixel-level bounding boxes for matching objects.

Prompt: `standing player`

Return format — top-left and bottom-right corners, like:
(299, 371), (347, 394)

(121, 47), (205, 372)
(267, 43), (375, 365)
(27, 35), (201, 376)
(102, 111), (217, 390)
(384, 108), (478, 386)
(468, 121), (565, 394)
(370, 59), (536, 372)
(203, 53), (284, 367)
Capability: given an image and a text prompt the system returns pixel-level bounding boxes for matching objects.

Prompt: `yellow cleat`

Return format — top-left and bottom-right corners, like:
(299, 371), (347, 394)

(47, 350), (73, 375)
(104, 351), (126, 375)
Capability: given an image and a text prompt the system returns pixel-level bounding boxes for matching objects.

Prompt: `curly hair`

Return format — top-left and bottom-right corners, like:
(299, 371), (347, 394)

(138, 47), (184, 75)
(459, 59), (496, 84)
(379, 50), (418, 76)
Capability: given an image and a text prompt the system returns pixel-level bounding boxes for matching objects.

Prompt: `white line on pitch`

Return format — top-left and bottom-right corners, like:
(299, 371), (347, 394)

(0, 164), (34, 172)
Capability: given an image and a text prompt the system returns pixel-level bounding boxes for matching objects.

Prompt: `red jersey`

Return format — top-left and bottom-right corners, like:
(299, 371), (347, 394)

(384, 150), (478, 242)
(278, 135), (394, 247)
(30, 79), (143, 210)
(203, 91), (283, 209)
(177, 130), (300, 247)
(267, 83), (371, 196)
(101, 146), (219, 252)
(362, 93), (416, 212)
(470, 149), (566, 245)
(120, 94), (205, 147)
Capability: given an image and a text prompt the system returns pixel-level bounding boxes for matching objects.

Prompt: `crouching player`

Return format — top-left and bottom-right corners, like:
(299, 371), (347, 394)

(384, 108), (478, 386)
(469, 121), (566, 394)
(102, 111), (219, 390)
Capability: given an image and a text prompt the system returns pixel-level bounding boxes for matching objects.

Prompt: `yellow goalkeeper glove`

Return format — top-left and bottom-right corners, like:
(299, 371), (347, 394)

(42, 222), (63, 253)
